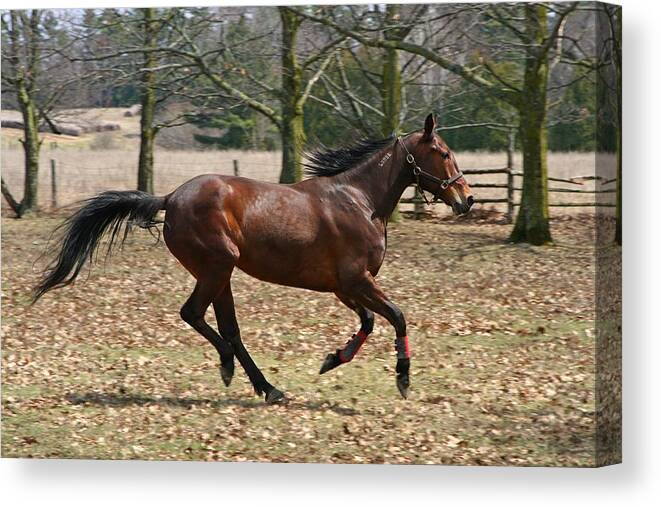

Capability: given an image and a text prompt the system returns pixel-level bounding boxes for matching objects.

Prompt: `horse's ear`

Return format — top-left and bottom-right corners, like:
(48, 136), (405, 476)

(423, 113), (436, 141)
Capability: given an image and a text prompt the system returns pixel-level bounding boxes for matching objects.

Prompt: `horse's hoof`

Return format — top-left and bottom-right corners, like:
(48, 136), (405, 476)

(265, 387), (285, 404)
(396, 375), (409, 400)
(219, 363), (234, 387)
(319, 352), (342, 374)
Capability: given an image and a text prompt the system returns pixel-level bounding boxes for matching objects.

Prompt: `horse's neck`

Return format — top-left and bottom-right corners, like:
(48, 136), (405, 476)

(347, 144), (412, 220)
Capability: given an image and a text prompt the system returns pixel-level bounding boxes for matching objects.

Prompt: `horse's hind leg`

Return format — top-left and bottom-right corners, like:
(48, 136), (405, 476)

(212, 302), (235, 387)
(214, 282), (284, 404)
(319, 293), (374, 374)
(179, 273), (235, 388)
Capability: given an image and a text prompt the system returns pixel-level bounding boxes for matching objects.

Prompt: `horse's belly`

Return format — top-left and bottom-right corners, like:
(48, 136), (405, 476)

(235, 228), (339, 291)
(237, 254), (337, 292)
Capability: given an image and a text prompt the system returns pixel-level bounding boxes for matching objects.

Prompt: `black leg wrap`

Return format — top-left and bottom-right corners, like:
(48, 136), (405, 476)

(319, 351), (343, 375)
(396, 358), (410, 399)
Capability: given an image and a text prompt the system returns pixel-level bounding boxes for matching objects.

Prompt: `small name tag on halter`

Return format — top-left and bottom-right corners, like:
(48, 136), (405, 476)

(378, 152), (392, 167)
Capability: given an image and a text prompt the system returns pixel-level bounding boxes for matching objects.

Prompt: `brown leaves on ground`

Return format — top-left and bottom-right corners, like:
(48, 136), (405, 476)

(1, 214), (610, 466)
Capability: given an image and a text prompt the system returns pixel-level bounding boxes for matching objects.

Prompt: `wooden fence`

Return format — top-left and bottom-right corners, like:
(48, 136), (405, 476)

(401, 143), (617, 221)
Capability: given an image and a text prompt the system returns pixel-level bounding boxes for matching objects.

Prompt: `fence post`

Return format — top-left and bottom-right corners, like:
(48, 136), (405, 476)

(233, 159), (239, 177)
(506, 129), (515, 223)
(413, 187), (424, 220)
(50, 158), (57, 210)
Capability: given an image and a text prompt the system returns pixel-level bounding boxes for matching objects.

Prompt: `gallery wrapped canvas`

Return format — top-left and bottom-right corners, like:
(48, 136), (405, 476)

(1, 2), (621, 466)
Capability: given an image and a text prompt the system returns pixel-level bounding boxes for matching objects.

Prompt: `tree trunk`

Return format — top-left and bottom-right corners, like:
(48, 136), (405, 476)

(382, 4), (403, 222)
(614, 126), (621, 245)
(17, 85), (41, 215)
(381, 53), (401, 136)
(511, 107), (551, 245)
(614, 10), (622, 246)
(279, 109), (305, 184)
(510, 5), (552, 245)
(137, 8), (156, 194)
(278, 8), (305, 184)
(137, 106), (155, 193)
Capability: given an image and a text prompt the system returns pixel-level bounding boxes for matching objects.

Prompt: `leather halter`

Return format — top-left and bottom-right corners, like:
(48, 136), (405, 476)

(397, 136), (464, 203)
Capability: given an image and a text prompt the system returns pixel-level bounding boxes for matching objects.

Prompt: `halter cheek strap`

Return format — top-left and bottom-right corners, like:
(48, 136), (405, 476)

(397, 136), (464, 203)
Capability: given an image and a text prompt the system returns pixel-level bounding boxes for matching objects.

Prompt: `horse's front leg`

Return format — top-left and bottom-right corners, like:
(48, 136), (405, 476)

(320, 293), (375, 374)
(344, 273), (411, 399)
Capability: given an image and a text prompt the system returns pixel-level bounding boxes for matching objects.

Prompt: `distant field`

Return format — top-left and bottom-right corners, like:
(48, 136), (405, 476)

(1, 107), (615, 215)
(1, 107), (141, 150)
(1, 146), (611, 215)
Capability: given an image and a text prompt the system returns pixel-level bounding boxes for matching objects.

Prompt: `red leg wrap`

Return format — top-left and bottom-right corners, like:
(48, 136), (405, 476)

(338, 330), (368, 363)
(395, 335), (410, 359)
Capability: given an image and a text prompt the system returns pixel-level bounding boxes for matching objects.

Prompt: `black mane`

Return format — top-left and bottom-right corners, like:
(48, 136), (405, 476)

(304, 135), (395, 178)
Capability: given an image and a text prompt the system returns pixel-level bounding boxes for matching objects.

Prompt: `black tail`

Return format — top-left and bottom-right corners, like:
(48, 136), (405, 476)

(33, 190), (166, 302)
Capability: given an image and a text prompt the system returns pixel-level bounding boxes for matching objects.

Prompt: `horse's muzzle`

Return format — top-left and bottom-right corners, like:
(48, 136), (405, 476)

(453, 195), (474, 215)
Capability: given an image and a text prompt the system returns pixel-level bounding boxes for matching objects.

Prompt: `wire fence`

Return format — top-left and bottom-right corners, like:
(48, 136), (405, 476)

(1, 150), (281, 210)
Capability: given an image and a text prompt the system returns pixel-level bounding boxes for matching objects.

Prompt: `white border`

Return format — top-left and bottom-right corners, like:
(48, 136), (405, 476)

(2, 0), (660, 506)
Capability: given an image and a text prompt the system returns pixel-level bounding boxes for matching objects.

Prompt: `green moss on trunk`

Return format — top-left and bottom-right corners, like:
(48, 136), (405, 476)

(137, 8), (156, 194)
(510, 107), (551, 245)
(383, 4), (403, 223)
(510, 4), (552, 245)
(278, 8), (305, 184)
(18, 84), (41, 215)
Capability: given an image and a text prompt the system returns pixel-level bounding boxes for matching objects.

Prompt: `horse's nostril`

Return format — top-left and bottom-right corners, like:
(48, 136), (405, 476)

(467, 195), (474, 207)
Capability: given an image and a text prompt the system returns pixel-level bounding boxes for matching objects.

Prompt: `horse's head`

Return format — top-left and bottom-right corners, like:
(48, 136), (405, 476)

(407, 113), (474, 215)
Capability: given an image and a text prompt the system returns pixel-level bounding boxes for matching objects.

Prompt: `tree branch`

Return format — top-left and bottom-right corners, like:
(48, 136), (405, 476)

(290, 7), (521, 107)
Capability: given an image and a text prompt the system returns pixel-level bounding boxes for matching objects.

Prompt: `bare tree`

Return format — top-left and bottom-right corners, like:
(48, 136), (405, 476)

(142, 6), (343, 183)
(297, 2), (593, 245)
(306, 4), (436, 221)
(66, 8), (216, 194)
(309, 4), (443, 137)
(137, 8), (158, 194)
(2, 9), (107, 215)
(2, 10), (46, 215)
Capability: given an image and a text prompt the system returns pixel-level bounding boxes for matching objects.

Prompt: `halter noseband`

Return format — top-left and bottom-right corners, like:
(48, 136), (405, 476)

(397, 136), (464, 204)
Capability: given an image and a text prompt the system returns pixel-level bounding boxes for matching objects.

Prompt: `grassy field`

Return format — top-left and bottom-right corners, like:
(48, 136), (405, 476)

(0, 213), (614, 466)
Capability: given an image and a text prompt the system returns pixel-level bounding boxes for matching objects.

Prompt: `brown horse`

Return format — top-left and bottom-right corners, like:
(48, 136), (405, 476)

(34, 113), (473, 403)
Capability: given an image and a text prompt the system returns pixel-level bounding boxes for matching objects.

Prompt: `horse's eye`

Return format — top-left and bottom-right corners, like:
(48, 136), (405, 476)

(441, 151), (450, 160)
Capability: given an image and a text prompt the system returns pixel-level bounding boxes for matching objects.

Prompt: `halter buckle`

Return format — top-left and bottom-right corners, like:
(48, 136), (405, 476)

(406, 153), (415, 164)
(440, 181), (449, 190)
